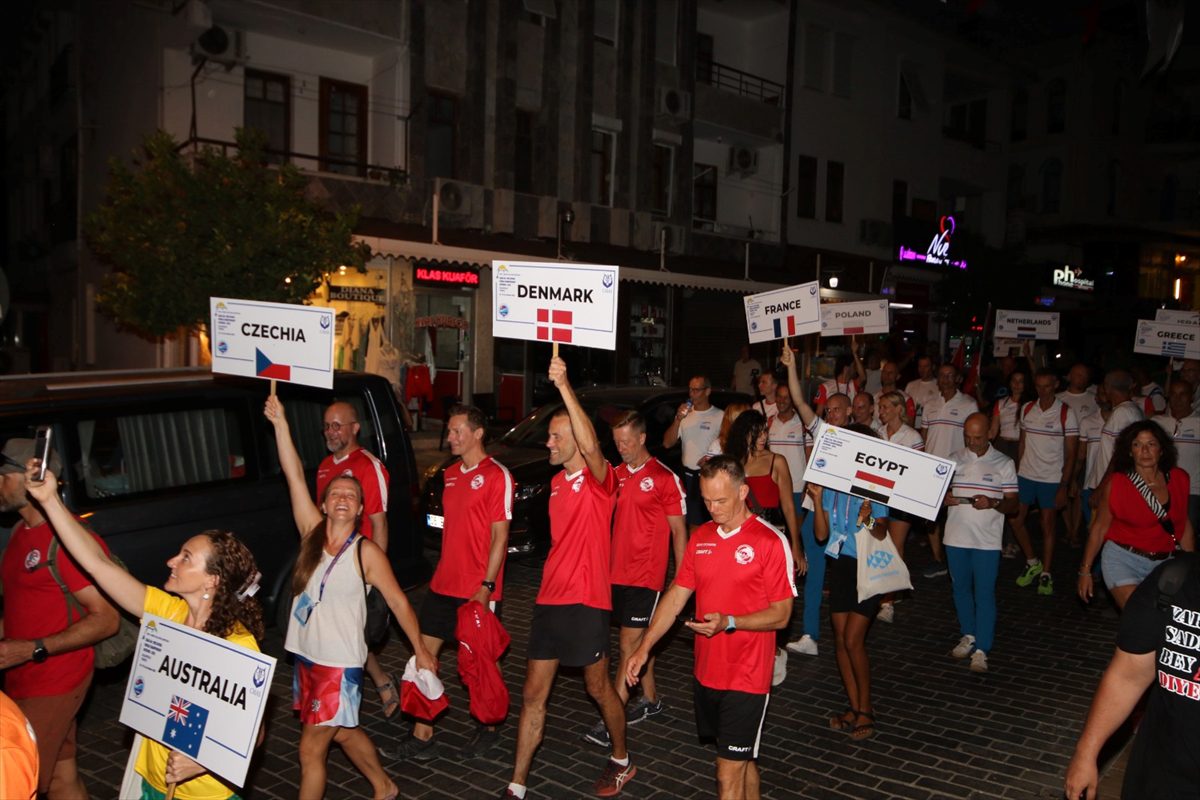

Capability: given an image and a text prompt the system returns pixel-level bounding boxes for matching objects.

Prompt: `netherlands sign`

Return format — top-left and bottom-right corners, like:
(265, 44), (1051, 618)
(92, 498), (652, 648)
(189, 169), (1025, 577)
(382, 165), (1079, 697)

(492, 261), (619, 350)
(210, 298), (335, 389)
(994, 309), (1060, 341)
(743, 281), (821, 344)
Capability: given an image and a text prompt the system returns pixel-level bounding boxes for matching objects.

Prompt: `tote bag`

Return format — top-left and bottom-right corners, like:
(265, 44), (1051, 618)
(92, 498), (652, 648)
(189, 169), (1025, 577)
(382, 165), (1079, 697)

(855, 526), (913, 602)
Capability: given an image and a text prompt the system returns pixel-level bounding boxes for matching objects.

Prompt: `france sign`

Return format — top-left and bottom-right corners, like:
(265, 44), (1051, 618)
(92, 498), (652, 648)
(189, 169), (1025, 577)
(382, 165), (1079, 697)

(820, 299), (890, 337)
(744, 281), (821, 344)
(994, 309), (1060, 341)
(210, 298), (335, 389)
(119, 615), (276, 787)
(1134, 319), (1200, 360)
(492, 261), (619, 350)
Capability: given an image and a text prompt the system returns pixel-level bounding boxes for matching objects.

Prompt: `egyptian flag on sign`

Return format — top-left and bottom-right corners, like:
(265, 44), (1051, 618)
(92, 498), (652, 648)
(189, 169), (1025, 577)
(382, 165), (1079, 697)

(537, 308), (573, 343)
(850, 469), (894, 504)
(772, 315), (803, 337)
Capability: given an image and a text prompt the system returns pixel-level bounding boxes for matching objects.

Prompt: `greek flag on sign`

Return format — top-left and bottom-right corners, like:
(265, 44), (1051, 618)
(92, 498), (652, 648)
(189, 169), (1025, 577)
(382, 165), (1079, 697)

(1162, 340), (1188, 358)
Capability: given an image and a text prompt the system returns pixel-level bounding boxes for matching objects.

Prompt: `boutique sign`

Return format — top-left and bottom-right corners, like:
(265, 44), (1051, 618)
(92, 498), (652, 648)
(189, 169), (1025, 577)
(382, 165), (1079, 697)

(896, 215), (968, 271)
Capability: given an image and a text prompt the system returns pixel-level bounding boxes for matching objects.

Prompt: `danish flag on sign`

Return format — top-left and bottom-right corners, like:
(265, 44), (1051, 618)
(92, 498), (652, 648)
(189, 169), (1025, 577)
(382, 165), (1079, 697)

(537, 308), (573, 343)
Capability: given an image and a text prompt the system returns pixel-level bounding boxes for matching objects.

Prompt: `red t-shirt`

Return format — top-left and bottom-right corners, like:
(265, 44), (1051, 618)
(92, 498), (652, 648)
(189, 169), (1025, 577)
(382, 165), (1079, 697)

(0, 518), (110, 698)
(1105, 470), (1190, 555)
(610, 458), (686, 591)
(316, 447), (389, 541)
(536, 465), (616, 609)
(674, 515), (797, 694)
(430, 456), (513, 601)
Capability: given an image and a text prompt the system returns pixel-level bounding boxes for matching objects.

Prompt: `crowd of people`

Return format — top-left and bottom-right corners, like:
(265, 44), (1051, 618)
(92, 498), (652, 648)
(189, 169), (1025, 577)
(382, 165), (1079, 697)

(0, 344), (1196, 799)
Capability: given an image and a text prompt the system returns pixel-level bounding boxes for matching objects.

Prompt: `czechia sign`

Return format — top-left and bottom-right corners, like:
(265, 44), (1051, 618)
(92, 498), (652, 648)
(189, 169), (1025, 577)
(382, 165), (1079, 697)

(1134, 319), (1200, 360)
(210, 297), (335, 389)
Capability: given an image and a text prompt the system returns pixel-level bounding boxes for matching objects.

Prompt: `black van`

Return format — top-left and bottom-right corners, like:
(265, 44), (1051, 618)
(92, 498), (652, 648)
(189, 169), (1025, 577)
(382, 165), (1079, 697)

(0, 368), (427, 629)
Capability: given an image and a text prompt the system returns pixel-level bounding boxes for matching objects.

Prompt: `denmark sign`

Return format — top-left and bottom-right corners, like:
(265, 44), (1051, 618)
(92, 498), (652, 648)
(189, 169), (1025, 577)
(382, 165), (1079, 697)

(492, 261), (619, 350)
(210, 297), (335, 389)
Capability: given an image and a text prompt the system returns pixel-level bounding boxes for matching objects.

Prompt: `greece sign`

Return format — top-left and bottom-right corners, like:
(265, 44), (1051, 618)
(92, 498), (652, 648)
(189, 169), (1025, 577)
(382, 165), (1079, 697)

(210, 298), (335, 389)
(744, 281), (821, 344)
(804, 422), (955, 521)
(492, 261), (619, 350)
(994, 309), (1060, 341)
(1134, 319), (1200, 360)
(820, 299), (890, 337)
(119, 615), (276, 787)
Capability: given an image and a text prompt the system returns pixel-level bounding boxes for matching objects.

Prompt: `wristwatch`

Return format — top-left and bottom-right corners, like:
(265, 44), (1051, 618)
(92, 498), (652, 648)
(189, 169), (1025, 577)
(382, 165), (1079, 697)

(724, 615), (737, 634)
(31, 639), (49, 664)
(480, 580), (496, 592)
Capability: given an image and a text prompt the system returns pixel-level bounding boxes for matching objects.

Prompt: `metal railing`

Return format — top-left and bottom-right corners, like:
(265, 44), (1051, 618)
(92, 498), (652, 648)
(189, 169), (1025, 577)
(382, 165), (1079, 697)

(697, 59), (785, 106)
(176, 136), (408, 185)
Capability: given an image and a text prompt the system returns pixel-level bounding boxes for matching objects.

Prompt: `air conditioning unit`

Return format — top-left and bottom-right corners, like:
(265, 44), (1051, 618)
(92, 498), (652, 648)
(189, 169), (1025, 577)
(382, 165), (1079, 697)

(656, 86), (691, 120)
(191, 25), (247, 69)
(857, 218), (893, 246)
(435, 178), (485, 230)
(727, 145), (758, 178)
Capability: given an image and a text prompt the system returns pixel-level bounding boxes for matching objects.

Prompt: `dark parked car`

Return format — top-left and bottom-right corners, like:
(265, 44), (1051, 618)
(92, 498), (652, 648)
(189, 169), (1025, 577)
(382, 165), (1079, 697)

(420, 386), (752, 556)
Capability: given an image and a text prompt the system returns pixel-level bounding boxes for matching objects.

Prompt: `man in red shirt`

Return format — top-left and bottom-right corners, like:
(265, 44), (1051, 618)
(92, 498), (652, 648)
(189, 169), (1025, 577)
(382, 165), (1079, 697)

(396, 404), (512, 761)
(583, 411), (687, 748)
(627, 455), (796, 800)
(0, 439), (118, 799)
(503, 357), (634, 799)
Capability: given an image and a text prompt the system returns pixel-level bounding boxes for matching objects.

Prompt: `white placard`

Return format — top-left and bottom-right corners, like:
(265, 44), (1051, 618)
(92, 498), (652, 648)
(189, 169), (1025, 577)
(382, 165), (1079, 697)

(743, 281), (821, 344)
(1155, 308), (1200, 327)
(120, 614), (276, 787)
(992, 337), (1031, 357)
(804, 422), (955, 521)
(492, 261), (619, 350)
(1134, 319), (1200, 360)
(994, 309), (1060, 341)
(210, 298), (335, 389)
(820, 299), (890, 337)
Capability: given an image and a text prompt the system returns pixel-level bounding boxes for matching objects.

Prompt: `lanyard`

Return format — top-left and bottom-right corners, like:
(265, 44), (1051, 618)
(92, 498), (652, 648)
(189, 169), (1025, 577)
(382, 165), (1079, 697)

(316, 532), (358, 604)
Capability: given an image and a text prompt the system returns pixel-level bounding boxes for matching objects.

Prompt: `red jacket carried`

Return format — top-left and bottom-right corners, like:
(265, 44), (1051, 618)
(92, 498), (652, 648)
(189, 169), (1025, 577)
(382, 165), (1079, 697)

(455, 601), (511, 725)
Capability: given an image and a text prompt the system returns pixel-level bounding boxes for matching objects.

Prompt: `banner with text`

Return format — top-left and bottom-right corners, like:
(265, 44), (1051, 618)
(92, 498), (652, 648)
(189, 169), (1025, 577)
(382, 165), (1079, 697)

(1134, 319), (1200, 360)
(820, 299), (890, 337)
(119, 615), (276, 787)
(210, 298), (335, 389)
(804, 422), (955, 521)
(994, 309), (1060, 341)
(744, 281), (821, 344)
(492, 261), (619, 350)
(1155, 308), (1200, 327)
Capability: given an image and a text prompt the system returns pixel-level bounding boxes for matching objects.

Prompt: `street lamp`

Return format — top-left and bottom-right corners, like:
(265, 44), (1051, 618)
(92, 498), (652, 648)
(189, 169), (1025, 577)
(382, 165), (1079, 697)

(828, 275), (839, 289)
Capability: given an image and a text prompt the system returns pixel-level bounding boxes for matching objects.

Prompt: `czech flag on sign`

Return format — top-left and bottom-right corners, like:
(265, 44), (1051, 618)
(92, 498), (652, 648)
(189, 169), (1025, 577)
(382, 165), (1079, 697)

(536, 309), (573, 343)
(256, 348), (291, 381)
(772, 316), (802, 338)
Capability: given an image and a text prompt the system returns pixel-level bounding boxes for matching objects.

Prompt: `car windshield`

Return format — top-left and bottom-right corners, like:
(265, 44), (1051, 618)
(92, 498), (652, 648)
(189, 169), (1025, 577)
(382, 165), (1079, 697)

(498, 398), (638, 449)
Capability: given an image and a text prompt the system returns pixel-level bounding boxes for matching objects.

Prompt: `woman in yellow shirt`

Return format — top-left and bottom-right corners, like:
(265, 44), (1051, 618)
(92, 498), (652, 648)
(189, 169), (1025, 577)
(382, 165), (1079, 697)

(25, 465), (264, 800)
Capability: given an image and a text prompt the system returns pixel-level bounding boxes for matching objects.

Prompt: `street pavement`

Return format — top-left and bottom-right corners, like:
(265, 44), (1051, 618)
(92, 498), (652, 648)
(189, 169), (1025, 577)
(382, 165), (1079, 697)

(71, 430), (1130, 798)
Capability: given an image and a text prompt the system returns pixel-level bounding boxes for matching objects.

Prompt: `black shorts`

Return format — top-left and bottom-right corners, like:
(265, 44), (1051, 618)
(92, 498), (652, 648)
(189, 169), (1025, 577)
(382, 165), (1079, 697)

(418, 590), (501, 644)
(888, 507), (921, 526)
(693, 679), (769, 761)
(825, 555), (882, 618)
(528, 603), (610, 667)
(683, 470), (711, 526)
(611, 585), (659, 628)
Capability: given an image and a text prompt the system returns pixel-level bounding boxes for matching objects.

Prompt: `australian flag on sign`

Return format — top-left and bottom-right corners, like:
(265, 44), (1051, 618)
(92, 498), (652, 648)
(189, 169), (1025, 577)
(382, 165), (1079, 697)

(163, 695), (209, 757)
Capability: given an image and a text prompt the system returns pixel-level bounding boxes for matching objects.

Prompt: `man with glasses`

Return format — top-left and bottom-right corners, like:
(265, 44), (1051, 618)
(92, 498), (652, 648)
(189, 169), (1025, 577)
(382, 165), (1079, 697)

(664, 376), (724, 533)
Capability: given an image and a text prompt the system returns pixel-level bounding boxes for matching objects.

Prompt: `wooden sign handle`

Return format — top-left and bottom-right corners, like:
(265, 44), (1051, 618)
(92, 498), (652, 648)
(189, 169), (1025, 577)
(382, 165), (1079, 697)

(165, 782), (177, 800)
(270, 379), (277, 397)
(552, 342), (559, 359)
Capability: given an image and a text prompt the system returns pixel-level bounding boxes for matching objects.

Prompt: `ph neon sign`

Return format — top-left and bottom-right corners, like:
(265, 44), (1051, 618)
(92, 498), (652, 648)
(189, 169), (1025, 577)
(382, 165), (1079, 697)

(897, 215), (968, 270)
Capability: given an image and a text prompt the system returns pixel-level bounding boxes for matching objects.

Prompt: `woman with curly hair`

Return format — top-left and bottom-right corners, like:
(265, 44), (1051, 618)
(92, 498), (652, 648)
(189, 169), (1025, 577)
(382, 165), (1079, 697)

(1078, 420), (1195, 609)
(24, 464), (265, 800)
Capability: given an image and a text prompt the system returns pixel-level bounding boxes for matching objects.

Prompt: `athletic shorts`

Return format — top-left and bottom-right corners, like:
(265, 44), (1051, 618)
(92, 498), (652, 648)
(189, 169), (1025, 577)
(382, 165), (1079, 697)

(683, 470), (711, 527)
(693, 678), (769, 761)
(418, 590), (501, 643)
(292, 654), (363, 727)
(528, 603), (609, 667)
(1018, 477), (1059, 509)
(611, 584), (659, 628)
(825, 555), (882, 618)
(14, 673), (91, 793)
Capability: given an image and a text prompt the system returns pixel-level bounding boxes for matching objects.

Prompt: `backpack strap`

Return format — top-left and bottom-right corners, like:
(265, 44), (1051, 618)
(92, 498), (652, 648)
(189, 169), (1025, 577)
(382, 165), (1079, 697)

(1155, 552), (1197, 610)
(44, 538), (86, 626)
(1021, 400), (1035, 419)
(1060, 401), (1069, 429)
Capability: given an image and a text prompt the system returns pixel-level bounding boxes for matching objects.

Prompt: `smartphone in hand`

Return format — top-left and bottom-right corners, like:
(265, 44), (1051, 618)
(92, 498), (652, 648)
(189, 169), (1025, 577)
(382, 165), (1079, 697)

(34, 426), (52, 481)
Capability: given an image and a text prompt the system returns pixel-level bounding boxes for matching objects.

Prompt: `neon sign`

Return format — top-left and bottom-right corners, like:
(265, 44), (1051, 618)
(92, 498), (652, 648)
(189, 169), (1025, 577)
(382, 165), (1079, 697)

(414, 265), (480, 288)
(1052, 265), (1094, 292)
(897, 215), (968, 270)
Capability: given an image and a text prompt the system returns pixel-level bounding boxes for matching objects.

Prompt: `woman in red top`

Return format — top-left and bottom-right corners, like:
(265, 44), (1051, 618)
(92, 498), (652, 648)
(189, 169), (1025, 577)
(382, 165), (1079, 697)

(1078, 421), (1195, 608)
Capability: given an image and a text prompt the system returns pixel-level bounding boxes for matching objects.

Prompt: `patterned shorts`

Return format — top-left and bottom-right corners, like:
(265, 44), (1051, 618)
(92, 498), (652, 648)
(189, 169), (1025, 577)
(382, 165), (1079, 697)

(292, 654), (363, 727)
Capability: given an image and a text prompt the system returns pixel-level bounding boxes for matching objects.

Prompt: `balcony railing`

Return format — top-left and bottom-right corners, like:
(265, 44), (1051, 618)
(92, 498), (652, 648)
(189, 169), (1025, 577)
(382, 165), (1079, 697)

(696, 59), (784, 106)
(176, 136), (408, 186)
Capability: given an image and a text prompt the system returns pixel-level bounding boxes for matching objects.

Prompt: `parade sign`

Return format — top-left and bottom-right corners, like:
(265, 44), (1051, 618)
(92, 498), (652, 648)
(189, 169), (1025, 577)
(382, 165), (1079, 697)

(492, 261), (619, 350)
(1134, 319), (1200, 360)
(210, 298), (335, 389)
(119, 615), (276, 786)
(994, 309), (1060, 341)
(804, 422), (955, 521)
(820, 299), (890, 337)
(743, 281), (821, 344)
(1156, 308), (1199, 327)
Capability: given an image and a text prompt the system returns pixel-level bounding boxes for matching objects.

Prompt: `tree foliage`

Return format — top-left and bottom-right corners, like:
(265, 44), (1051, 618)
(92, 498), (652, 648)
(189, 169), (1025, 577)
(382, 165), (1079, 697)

(86, 128), (371, 338)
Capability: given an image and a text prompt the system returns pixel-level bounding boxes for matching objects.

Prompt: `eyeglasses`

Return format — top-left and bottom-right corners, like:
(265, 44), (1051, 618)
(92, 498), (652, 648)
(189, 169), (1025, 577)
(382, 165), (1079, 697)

(323, 421), (354, 431)
(687, 386), (709, 394)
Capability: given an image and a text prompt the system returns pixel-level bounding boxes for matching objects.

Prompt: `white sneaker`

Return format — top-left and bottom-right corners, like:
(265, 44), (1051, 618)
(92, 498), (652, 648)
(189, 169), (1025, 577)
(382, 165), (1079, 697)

(969, 649), (988, 673)
(786, 635), (819, 656)
(950, 635), (976, 659)
(771, 648), (787, 687)
(876, 602), (895, 623)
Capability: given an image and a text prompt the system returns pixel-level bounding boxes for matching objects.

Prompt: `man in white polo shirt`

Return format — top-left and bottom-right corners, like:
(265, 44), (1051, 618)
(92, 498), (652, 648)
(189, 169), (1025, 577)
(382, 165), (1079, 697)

(919, 363), (980, 578)
(664, 375), (724, 533)
(905, 355), (940, 430)
(1153, 379), (1199, 533)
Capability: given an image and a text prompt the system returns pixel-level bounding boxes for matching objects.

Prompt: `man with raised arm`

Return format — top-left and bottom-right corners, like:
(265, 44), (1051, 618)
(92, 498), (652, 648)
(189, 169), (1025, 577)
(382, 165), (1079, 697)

(503, 357), (634, 799)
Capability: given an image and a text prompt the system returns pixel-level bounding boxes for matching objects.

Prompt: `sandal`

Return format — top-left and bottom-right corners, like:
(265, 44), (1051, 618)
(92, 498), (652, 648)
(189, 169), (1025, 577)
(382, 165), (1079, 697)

(828, 709), (857, 732)
(849, 711), (876, 741)
(375, 673), (400, 719)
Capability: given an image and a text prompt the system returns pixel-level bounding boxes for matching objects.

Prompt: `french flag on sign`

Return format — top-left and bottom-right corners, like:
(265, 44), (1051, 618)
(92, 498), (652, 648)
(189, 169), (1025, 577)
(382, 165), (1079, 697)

(850, 469), (894, 504)
(772, 316), (803, 337)
(537, 309), (573, 343)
